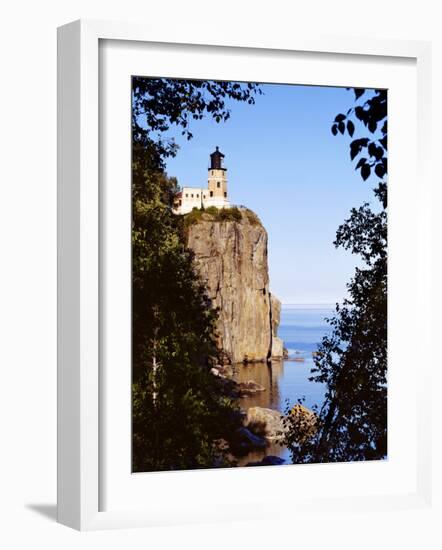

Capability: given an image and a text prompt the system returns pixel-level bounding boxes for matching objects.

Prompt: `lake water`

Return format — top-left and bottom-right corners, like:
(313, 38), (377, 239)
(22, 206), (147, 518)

(234, 305), (334, 465)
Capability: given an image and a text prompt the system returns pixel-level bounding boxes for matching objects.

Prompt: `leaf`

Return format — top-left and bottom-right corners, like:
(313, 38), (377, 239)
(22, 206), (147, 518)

(347, 120), (355, 137)
(368, 142), (377, 157)
(338, 121), (345, 134)
(375, 146), (384, 160)
(374, 163), (386, 178)
(350, 142), (361, 160)
(350, 138), (368, 160)
(355, 157), (367, 169)
(335, 114), (346, 122)
(361, 164), (371, 181)
(331, 124), (338, 136)
(354, 88), (366, 99)
(368, 120), (377, 133)
(355, 106), (365, 121)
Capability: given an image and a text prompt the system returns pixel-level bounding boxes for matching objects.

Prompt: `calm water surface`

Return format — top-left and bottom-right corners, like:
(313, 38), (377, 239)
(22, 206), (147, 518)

(235, 305), (334, 465)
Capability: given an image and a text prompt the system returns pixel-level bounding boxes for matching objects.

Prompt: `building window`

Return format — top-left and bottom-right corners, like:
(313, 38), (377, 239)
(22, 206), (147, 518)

(179, 200), (182, 206)
(197, 194), (199, 198)
(224, 192), (227, 197)
(217, 181), (220, 188)
(191, 194), (194, 198)
(185, 194), (188, 198)
(210, 191), (213, 197)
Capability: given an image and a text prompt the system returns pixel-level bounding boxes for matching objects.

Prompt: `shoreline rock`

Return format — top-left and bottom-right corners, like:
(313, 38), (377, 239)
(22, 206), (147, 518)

(230, 427), (267, 455)
(236, 380), (266, 396)
(244, 406), (286, 442)
(286, 357), (305, 363)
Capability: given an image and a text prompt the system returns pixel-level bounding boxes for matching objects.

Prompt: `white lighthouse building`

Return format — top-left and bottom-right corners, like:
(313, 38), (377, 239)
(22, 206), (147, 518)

(173, 147), (230, 214)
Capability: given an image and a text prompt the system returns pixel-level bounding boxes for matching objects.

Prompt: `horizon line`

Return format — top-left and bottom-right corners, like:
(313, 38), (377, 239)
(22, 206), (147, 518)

(281, 302), (340, 307)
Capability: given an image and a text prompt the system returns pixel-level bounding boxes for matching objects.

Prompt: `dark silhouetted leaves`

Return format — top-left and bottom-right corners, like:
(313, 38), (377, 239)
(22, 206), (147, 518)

(361, 164), (371, 180)
(350, 138), (369, 160)
(286, 87), (388, 464)
(355, 157), (367, 170)
(375, 163), (386, 178)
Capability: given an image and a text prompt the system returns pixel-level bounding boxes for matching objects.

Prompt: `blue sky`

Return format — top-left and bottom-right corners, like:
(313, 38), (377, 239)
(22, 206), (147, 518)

(163, 83), (377, 305)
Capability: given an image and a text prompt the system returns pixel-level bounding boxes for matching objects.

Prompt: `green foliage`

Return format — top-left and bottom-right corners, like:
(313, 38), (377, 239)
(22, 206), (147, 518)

(204, 206), (219, 216)
(132, 77), (262, 167)
(183, 206), (245, 229)
(132, 78), (262, 471)
(132, 154), (239, 472)
(217, 206), (243, 222)
(244, 208), (261, 226)
(331, 89), (387, 186)
(182, 207), (205, 228)
(285, 88), (388, 463)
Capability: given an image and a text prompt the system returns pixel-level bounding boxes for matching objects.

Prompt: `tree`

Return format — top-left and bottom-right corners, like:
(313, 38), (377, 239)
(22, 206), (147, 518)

(132, 78), (262, 470)
(132, 77), (262, 167)
(285, 88), (388, 463)
(132, 167), (237, 470)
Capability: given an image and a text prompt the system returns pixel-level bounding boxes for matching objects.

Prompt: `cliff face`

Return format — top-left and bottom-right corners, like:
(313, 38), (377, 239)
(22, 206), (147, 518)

(186, 209), (283, 364)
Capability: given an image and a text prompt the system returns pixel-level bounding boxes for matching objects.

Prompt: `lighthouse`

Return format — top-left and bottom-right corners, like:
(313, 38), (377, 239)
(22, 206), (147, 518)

(173, 147), (231, 214)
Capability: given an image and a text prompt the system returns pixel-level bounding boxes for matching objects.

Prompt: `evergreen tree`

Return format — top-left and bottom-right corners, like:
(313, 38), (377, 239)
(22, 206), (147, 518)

(131, 78), (261, 471)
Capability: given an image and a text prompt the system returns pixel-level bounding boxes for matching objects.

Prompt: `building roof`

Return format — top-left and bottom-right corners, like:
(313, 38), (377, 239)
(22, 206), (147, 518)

(209, 146), (226, 169)
(210, 145), (225, 158)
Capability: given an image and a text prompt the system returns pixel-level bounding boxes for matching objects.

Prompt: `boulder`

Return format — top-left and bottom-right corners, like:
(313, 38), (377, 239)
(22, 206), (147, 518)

(245, 406), (286, 442)
(230, 427), (267, 455)
(217, 364), (234, 378)
(237, 380), (266, 396)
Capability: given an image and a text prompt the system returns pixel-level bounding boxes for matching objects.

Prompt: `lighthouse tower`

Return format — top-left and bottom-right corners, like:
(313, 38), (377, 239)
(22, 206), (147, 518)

(206, 146), (229, 208)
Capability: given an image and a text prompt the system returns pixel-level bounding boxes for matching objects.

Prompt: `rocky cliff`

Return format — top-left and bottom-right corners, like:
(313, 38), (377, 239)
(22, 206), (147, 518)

(185, 208), (284, 364)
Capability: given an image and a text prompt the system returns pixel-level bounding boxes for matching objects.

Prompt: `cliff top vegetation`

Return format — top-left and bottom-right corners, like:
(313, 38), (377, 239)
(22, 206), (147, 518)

(183, 206), (262, 229)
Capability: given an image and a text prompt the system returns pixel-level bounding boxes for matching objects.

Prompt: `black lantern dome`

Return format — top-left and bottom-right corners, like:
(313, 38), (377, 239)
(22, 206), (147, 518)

(209, 146), (226, 170)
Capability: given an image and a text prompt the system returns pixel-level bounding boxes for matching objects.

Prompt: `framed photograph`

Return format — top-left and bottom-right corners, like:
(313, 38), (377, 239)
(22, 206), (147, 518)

(57, 19), (432, 530)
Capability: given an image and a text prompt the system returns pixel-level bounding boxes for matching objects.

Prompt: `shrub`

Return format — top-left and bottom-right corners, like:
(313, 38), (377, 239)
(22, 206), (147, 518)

(183, 206), (253, 226)
(205, 206), (219, 216)
(183, 208), (204, 228)
(217, 207), (242, 222)
(245, 208), (261, 226)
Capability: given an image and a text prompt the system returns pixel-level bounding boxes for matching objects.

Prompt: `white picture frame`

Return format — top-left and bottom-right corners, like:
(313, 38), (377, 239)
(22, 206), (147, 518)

(57, 19), (433, 531)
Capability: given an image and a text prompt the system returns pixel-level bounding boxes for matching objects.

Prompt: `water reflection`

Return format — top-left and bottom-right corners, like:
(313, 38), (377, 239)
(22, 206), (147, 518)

(234, 360), (283, 411)
(233, 306), (332, 466)
(233, 360), (288, 466)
